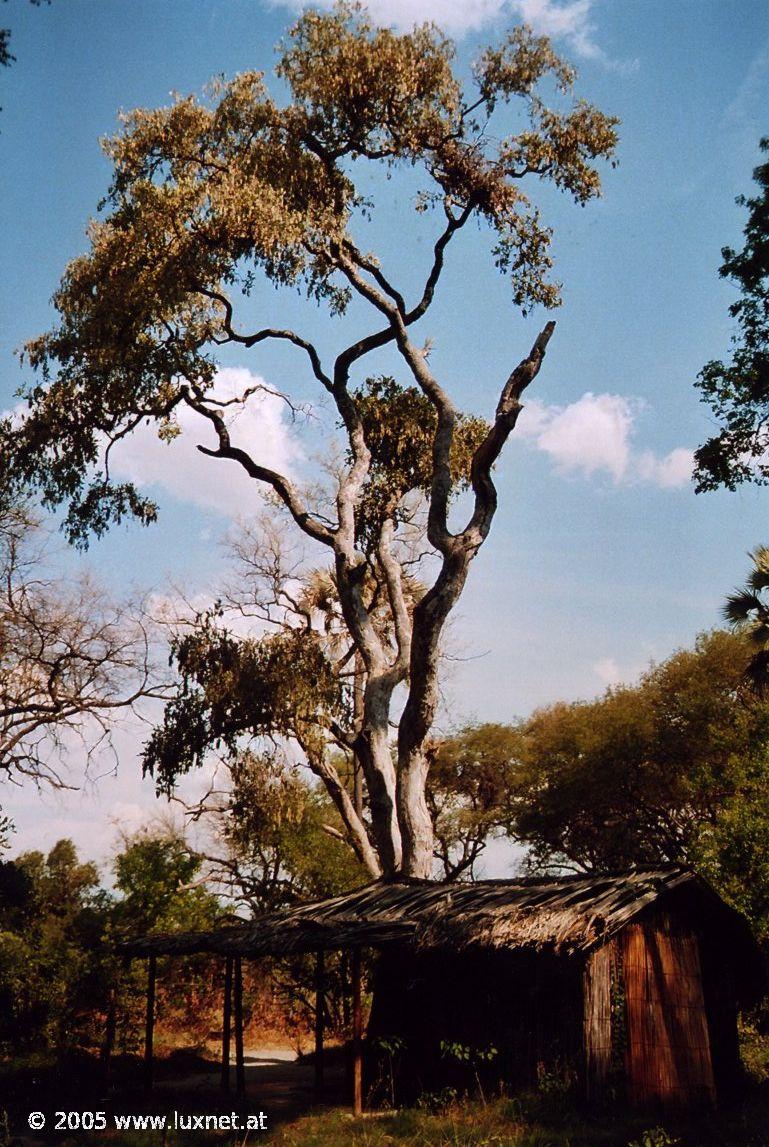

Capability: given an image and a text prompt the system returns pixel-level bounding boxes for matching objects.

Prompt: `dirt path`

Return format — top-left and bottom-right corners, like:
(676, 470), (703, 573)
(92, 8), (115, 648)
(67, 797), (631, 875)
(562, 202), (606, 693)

(153, 1043), (347, 1121)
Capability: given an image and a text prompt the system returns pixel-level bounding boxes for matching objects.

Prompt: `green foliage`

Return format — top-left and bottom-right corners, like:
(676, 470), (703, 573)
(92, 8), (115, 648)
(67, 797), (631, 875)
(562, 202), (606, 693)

(415, 1086), (460, 1113)
(144, 614), (344, 794)
(0, 810), (13, 851)
(429, 723), (520, 878)
(738, 1015), (769, 1084)
(695, 138), (769, 492)
(440, 1040), (498, 1065)
(0, 833), (226, 1055)
(353, 375), (489, 543)
(0, 840), (107, 1052)
(219, 750), (366, 909)
(109, 833), (224, 1046)
(723, 544), (769, 692)
(112, 833), (220, 935)
(535, 1059), (577, 1102)
(627, 1131), (680, 1147)
(0, 857), (32, 930)
(439, 1040), (500, 1106)
(507, 630), (769, 937)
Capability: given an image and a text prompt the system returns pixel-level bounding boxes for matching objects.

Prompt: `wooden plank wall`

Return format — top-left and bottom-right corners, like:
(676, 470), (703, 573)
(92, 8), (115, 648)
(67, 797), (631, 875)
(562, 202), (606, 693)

(622, 919), (716, 1110)
(583, 944), (613, 1102)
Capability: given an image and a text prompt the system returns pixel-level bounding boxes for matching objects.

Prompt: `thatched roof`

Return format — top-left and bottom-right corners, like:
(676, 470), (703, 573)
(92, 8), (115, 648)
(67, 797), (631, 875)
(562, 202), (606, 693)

(121, 865), (758, 967)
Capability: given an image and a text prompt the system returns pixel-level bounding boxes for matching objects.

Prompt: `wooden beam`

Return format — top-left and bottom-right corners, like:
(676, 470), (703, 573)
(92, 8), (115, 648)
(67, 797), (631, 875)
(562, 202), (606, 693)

(234, 956), (246, 1098)
(143, 955), (156, 1092)
(314, 949), (325, 1101)
(352, 947), (363, 1117)
(221, 955), (233, 1093)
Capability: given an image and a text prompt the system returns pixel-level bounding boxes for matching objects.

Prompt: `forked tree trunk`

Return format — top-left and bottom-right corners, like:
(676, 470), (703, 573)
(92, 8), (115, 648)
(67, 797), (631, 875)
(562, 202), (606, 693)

(396, 750), (434, 879)
(356, 727), (402, 877)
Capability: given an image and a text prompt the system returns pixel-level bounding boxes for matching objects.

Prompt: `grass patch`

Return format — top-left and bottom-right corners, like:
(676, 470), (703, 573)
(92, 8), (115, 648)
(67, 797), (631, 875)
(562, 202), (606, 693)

(266, 1097), (664, 1147)
(266, 1091), (769, 1147)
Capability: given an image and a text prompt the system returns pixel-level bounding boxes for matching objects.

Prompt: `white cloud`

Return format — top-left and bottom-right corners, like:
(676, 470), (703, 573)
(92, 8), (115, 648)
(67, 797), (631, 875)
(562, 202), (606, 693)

(517, 392), (694, 489)
(522, 391), (633, 481)
(111, 367), (304, 518)
(636, 447), (695, 490)
(593, 656), (621, 687)
(592, 650), (654, 691)
(514, 0), (598, 57)
(272, 0), (603, 55)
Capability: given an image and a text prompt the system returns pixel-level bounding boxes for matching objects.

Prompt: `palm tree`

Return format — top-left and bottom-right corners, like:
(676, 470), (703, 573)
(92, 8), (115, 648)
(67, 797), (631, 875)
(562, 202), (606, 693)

(724, 546), (769, 692)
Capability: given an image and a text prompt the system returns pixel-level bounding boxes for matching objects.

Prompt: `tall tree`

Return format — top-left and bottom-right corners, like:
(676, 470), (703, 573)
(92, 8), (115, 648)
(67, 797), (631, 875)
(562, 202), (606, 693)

(168, 746), (367, 912)
(694, 137), (769, 492)
(0, 839), (107, 1052)
(693, 139), (769, 686)
(1, 4), (617, 878)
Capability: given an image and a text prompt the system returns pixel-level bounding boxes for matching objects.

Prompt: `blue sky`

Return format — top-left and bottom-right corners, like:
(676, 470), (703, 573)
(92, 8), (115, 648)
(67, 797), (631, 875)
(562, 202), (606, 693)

(1, 0), (769, 872)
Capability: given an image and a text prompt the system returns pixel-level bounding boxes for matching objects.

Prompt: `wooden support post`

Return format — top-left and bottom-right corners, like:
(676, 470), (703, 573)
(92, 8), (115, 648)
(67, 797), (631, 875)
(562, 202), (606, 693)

(101, 984), (117, 1083)
(314, 949), (325, 1101)
(143, 955), (156, 1093)
(234, 956), (246, 1098)
(221, 956), (233, 1094)
(352, 947), (363, 1117)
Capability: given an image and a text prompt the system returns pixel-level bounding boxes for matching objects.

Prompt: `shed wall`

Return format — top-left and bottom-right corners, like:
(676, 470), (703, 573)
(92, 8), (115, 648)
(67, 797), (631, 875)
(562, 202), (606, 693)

(583, 943), (613, 1102)
(621, 918), (716, 1110)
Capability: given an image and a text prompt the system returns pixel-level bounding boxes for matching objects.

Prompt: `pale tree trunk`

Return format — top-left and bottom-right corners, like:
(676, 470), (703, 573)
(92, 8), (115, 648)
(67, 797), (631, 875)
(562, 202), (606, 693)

(355, 718), (402, 878)
(397, 552), (471, 877)
(394, 324), (557, 879)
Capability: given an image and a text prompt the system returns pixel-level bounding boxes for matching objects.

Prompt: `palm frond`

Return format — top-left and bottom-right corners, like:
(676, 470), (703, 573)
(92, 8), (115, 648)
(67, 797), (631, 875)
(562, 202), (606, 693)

(749, 545), (769, 576)
(748, 568), (769, 592)
(746, 649), (769, 696)
(723, 589), (764, 625)
(748, 621), (769, 647)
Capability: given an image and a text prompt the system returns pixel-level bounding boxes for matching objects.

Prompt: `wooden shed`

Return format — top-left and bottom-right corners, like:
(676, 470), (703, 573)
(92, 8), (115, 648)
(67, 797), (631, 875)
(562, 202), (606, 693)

(123, 866), (763, 1113)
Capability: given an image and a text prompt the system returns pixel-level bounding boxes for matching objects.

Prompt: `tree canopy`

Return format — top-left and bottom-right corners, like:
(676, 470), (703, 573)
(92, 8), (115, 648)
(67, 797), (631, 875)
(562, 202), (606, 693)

(507, 630), (769, 936)
(169, 747), (368, 912)
(428, 722), (520, 879)
(1, 2), (617, 879)
(694, 138), (769, 491)
(0, 834), (225, 1054)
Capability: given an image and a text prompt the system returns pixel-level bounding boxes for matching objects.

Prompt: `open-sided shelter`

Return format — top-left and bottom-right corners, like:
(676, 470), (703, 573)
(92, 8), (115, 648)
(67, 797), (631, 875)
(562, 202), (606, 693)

(123, 866), (763, 1112)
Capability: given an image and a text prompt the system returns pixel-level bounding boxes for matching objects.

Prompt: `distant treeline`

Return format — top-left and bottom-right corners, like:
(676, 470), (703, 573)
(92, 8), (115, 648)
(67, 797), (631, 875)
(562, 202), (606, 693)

(3, 628), (769, 1057)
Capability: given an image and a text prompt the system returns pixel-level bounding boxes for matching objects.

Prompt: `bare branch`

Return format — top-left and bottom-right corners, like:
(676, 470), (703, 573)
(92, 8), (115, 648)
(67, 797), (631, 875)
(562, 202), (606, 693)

(463, 320), (556, 545)
(181, 387), (335, 548)
(303, 748), (382, 878)
(0, 503), (168, 785)
(405, 199), (475, 324)
(377, 516), (412, 682)
(193, 284), (334, 392)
